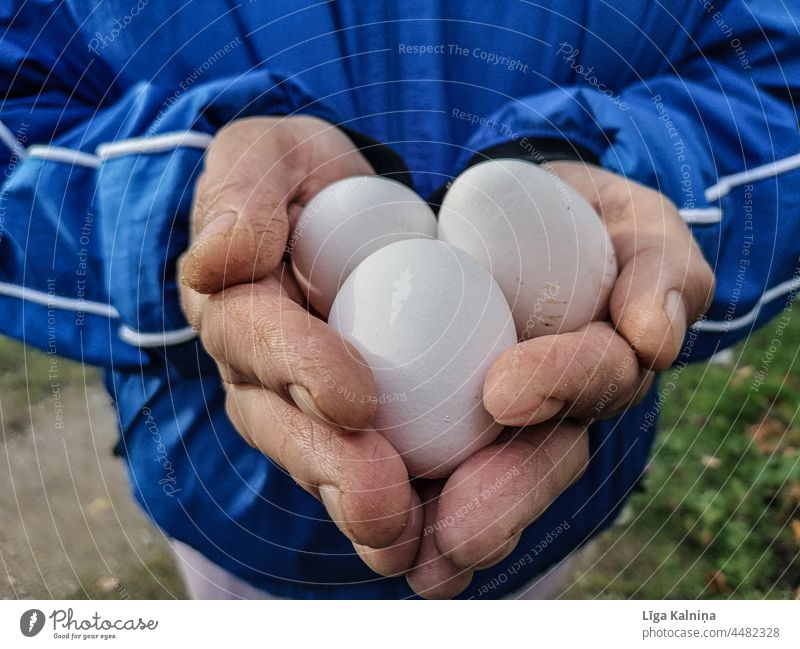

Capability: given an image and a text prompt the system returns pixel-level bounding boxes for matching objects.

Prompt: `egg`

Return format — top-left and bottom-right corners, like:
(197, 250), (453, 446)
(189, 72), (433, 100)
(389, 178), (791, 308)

(438, 159), (617, 338)
(328, 239), (516, 478)
(290, 175), (437, 317)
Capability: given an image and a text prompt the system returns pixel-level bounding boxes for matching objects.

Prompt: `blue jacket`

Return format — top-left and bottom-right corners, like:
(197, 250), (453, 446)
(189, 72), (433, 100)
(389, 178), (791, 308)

(1, 1), (798, 598)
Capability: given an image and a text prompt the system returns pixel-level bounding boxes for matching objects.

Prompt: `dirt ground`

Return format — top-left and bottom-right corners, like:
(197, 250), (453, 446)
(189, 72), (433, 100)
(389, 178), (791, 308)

(0, 340), (185, 599)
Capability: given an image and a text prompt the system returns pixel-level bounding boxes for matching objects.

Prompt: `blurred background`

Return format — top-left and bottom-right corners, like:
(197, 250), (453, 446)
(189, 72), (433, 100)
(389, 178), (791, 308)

(0, 312), (798, 600)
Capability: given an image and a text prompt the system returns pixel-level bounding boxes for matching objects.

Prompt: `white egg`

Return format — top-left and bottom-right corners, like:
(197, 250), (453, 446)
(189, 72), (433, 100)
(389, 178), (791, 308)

(291, 175), (437, 317)
(328, 239), (516, 478)
(438, 159), (617, 338)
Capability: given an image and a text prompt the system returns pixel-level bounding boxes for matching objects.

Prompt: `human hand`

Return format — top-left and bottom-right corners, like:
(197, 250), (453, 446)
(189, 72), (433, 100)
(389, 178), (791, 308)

(178, 116), (421, 568)
(405, 161), (715, 598)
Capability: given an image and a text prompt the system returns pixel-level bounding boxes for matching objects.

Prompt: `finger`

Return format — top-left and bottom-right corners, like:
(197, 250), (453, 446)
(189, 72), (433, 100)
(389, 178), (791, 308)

(182, 117), (373, 294)
(182, 150), (292, 293)
(610, 235), (715, 370)
(198, 280), (377, 431)
(600, 369), (655, 420)
(180, 262), (303, 332)
(225, 385), (411, 549)
(436, 422), (589, 569)
(353, 489), (423, 577)
(484, 322), (646, 426)
(549, 163), (714, 370)
(406, 482), (474, 599)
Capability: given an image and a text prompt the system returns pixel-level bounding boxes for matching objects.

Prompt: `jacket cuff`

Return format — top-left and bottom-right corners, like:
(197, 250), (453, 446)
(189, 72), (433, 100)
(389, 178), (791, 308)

(466, 137), (600, 168)
(338, 126), (412, 188)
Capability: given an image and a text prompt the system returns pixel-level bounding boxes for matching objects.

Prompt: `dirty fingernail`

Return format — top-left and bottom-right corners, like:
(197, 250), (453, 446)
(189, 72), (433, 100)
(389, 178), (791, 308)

(319, 485), (354, 541)
(664, 290), (687, 351)
(197, 211), (238, 241)
(288, 384), (332, 428)
(496, 397), (564, 426)
(472, 532), (522, 570)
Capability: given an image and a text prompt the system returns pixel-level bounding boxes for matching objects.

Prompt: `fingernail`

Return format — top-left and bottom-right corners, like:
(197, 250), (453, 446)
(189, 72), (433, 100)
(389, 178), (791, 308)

(472, 532), (522, 570)
(288, 384), (332, 428)
(664, 290), (687, 351)
(496, 397), (564, 426)
(197, 211), (238, 241)
(352, 543), (380, 574)
(319, 485), (354, 541)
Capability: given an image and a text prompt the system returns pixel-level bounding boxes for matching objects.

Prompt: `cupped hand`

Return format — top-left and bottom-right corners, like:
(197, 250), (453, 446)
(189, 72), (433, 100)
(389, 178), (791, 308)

(407, 161), (715, 598)
(178, 116), (421, 568)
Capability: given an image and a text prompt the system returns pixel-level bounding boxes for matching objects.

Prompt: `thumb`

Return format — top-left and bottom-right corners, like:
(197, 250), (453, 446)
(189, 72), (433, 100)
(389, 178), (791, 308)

(180, 120), (300, 294)
(180, 117), (372, 295)
(549, 161), (715, 371)
(610, 230), (715, 371)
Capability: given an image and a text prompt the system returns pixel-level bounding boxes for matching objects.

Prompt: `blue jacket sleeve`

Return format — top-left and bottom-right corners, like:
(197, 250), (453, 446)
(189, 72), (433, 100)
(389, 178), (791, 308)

(0, 2), (338, 369)
(457, 1), (800, 360)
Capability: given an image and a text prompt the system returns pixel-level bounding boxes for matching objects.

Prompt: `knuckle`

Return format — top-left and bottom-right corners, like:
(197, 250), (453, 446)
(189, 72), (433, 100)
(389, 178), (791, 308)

(199, 289), (256, 364)
(192, 188), (236, 235)
(291, 114), (329, 131)
(190, 172), (211, 226)
(213, 119), (249, 143)
(296, 418), (341, 478)
(555, 335), (593, 383)
(245, 202), (288, 247)
(536, 439), (563, 488)
(251, 313), (289, 379)
(197, 308), (224, 361)
(209, 118), (268, 155)
(538, 339), (570, 374)
(274, 414), (300, 468)
(596, 182), (636, 224)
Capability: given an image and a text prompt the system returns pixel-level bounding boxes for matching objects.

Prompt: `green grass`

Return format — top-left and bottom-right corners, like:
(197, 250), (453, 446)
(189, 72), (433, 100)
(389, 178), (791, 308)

(566, 311), (800, 599)
(0, 336), (97, 396)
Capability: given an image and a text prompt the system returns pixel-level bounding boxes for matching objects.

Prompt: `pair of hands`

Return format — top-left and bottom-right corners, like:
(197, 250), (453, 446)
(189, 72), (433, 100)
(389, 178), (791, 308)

(178, 116), (714, 598)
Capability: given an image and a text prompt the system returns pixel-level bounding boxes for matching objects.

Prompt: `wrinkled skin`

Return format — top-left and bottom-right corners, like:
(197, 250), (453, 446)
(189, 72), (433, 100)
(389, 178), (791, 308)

(178, 116), (715, 598)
